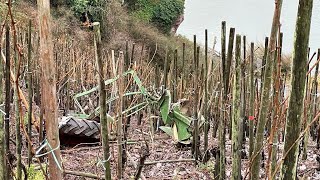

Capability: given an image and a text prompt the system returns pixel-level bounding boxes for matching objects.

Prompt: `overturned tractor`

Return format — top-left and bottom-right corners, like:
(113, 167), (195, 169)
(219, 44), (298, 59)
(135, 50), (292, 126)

(58, 70), (204, 146)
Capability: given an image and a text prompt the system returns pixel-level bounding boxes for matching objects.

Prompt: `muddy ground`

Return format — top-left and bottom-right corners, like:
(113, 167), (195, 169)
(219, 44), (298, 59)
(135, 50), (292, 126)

(8, 106), (320, 180)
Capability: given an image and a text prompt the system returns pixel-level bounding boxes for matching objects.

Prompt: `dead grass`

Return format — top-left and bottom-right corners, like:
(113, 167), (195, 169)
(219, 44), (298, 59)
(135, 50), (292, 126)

(0, 1), (212, 75)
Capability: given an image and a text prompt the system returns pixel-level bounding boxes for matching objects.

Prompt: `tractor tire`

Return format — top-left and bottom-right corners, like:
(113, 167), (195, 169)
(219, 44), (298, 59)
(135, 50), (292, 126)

(59, 116), (100, 140)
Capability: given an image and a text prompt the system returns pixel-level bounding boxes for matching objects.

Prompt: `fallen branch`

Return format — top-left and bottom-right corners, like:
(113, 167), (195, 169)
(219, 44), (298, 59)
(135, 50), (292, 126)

(144, 158), (195, 165)
(135, 145), (150, 180)
(61, 136), (170, 153)
(64, 170), (104, 179)
(127, 151), (147, 180)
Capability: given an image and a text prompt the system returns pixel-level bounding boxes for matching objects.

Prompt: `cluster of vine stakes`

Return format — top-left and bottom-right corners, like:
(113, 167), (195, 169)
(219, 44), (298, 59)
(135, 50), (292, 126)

(0, 0), (318, 180)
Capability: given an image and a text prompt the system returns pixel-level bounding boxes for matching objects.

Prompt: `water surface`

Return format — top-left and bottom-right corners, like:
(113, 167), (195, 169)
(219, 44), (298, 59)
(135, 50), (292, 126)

(177, 0), (320, 54)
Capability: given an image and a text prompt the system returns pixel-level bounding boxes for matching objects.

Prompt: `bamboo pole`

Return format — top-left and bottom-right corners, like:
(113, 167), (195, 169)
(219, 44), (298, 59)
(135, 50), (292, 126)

(267, 29), (282, 179)
(227, 28), (235, 141)
(272, 31), (283, 178)
(251, 0), (283, 179)
(226, 28), (235, 98)
(131, 43), (135, 64)
(14, 24), (22, 180)
(212, 84), (221, 138)
(39, 90), (44, 145)
(117, 52), (124, 179)
(280, 73), (287, 143)
(315, 49), (320, 148)
(303, 50), (319, 158)
(173, 49), (178, 102)
(281, 0), (313, 179)
(164, 49), (169, 89)
(4, 24), (11, 180)
(65, 41), (72, 114)
(192, 35), (199, 162)
(124, 41), (132, 130)
(76, 47), (81, 110)
(260, 37), (269, 101)
(242, 35), (247, 142)
(27, 19), (33, 167)
(203, 29), (209, 163)
(218, 21), (227, 180)
(155, 64), (160, 89)
(249, 42), (255, 158)
(216, 91), (223, 179)
(0, 21), (5, 180)
(302, 50), (310, 143)
(93, 22), (112, 180)
(34, 36), (41, 106)
(231, 35), (241, 180)
(181, 43), (186, 98)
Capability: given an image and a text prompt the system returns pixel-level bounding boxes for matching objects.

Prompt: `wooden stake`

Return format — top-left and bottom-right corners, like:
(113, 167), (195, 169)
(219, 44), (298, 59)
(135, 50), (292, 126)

(0, 21), (5, 180)
(27, 19), (33, 167)
(203, 29), (209, 163)
(231, 34), (241, 180)
(282, 0), (313, 178)
(93, 22), (112, 180)
(192, 35), (199, 163)
(218, 21), (227, 180)
(13, 22), (22, 180)
(117, 52), (124, 179)
(249, 43), (255, 158)
(173, 49), (178, 102)
(4, 23), (11, 180)
(38, 0), (62, 178)
(181, 43), (186, 98)
(251, 0), (283, 178)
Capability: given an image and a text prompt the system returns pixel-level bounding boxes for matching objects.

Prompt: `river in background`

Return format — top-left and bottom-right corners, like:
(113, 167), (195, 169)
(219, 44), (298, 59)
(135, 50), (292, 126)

(177, 0), (320, 55)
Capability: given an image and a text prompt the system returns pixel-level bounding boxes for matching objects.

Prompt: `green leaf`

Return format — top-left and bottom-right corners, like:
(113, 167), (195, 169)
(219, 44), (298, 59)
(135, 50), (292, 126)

(68, 113), (90, 119)
(171, 109), (191, 126)
(175, 117), (192, 141)
(73, 70), (156, 117)
(169, 108), (192, 141)
(159, 126), (173, 137)
(159, 90), (171, 124)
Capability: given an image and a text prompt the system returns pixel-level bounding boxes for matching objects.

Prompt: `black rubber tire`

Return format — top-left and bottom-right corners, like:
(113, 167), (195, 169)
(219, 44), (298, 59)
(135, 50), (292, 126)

(59, 116), (100, 140)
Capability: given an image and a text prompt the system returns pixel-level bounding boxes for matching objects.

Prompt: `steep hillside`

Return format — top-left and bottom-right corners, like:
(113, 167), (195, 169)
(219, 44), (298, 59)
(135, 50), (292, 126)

(0, 0), (203, 70)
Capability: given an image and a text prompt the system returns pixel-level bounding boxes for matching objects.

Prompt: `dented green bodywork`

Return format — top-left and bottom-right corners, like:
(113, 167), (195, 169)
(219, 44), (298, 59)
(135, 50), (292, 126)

(71, 70), (203, 144)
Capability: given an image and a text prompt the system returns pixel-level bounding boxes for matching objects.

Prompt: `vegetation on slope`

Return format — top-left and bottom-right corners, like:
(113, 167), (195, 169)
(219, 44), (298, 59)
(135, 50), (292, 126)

(127, 0), (184, 33)
(0, 0), (202, 69)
